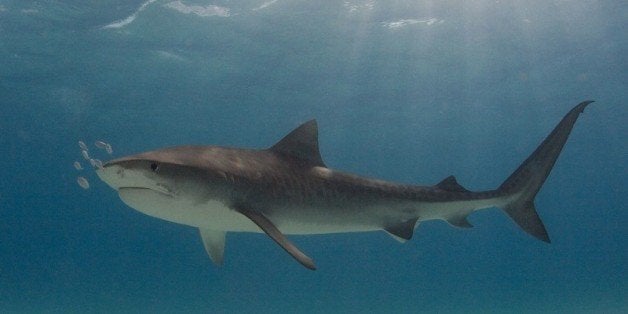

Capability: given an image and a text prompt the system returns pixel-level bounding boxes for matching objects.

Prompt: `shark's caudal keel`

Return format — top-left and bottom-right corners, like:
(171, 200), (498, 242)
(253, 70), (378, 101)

(96, 101), (594, 270)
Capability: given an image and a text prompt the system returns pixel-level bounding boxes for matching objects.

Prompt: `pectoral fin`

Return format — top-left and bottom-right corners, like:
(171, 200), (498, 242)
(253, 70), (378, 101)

(199, 228), (226, 266)
(236, 207), (316, 270)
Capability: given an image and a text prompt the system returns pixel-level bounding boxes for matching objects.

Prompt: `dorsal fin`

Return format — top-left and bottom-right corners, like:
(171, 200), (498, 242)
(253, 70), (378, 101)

(436, 175), (470, 192)
(270, 119), (325, 167)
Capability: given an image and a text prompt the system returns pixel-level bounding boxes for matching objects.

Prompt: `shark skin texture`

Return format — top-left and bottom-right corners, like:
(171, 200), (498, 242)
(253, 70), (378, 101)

(97, 101), (594, 270)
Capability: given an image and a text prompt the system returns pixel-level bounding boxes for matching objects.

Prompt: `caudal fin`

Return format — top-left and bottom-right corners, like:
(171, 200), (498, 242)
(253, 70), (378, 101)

(498, 101), (594, 243)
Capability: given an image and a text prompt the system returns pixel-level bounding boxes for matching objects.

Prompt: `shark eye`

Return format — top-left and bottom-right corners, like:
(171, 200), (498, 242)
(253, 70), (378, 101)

(150, 162), (159, 172)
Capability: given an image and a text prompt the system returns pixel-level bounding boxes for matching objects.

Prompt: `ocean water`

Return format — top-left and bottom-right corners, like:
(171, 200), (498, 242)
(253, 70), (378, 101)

(0, 0), (626, 312)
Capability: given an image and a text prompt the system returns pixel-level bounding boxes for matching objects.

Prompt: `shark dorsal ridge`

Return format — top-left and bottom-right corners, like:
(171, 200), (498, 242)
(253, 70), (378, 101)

(270, 119), (326, 167)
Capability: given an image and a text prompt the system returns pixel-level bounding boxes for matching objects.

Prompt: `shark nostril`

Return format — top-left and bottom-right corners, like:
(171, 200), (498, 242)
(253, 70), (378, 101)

(150, 162), (159, 172)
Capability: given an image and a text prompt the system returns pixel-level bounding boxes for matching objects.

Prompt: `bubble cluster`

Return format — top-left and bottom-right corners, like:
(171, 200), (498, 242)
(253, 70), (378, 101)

(74, 138), (115, 190)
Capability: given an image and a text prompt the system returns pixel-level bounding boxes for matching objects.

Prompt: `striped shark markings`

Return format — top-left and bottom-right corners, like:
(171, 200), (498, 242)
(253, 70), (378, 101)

(96, 101), (594, 270)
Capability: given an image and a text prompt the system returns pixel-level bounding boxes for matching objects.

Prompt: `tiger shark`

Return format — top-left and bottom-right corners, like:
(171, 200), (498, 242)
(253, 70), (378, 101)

(96, 101), (594, 270)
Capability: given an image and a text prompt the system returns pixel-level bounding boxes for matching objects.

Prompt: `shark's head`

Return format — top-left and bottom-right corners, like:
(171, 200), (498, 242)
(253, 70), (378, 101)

(96, 146), (233, 224)
(98, 147), (204, 195)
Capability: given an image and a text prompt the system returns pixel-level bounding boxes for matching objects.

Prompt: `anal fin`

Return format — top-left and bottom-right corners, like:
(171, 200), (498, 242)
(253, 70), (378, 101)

(446, 216), (474, 228)
(236, 207), (316, 270)
(199, 229), (226, 266)
(384, 217), (419, 241)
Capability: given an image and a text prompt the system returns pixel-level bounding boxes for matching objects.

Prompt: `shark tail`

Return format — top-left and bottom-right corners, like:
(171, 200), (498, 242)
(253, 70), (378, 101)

(497, 101), (594, 243)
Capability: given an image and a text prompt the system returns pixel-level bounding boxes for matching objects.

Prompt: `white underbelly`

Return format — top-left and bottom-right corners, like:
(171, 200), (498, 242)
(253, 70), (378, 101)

(117, 188), (378, 234)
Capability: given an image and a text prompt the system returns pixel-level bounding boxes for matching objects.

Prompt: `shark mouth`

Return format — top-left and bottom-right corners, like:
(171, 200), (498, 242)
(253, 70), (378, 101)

(118, 186), (175, 198)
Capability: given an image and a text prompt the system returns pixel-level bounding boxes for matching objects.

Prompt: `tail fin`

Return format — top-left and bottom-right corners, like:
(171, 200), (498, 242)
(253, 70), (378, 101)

(498, 101), (594, 243)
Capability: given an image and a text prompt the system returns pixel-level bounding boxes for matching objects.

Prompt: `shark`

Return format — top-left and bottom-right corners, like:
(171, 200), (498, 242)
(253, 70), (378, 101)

(96, 101), (594, 270)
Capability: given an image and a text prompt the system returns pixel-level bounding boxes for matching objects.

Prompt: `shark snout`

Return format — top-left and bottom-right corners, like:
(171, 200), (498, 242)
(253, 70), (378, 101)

(95, 163), (124, 190)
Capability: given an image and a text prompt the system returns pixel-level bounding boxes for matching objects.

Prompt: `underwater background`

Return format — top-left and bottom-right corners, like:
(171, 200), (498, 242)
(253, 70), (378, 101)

(0, 0), (626, 312)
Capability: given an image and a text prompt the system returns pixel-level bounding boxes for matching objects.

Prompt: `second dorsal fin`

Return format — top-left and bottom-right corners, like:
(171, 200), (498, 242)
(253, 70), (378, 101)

(384, 217), (419, 241)
(270, 120), (325, 167)
(436, 175), (470, 193)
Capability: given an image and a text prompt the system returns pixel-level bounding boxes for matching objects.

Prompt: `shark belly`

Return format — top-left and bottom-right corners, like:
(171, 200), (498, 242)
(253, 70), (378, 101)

(117, 188), (258, 232)
(117, 187), (379, 234)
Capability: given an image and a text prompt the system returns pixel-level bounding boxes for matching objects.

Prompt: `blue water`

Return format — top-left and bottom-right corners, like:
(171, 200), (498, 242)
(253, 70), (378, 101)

(0, 0), (626, 312)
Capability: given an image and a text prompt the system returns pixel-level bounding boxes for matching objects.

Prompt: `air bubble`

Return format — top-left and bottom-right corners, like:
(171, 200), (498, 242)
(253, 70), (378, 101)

(95, 141), (108, 149)
(77, 176), (90, 189)
(73, 161), (83, 170)
(78, 140), (88, 151)
(81, 149), (90, 160)
(81, 150), (90, 160)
